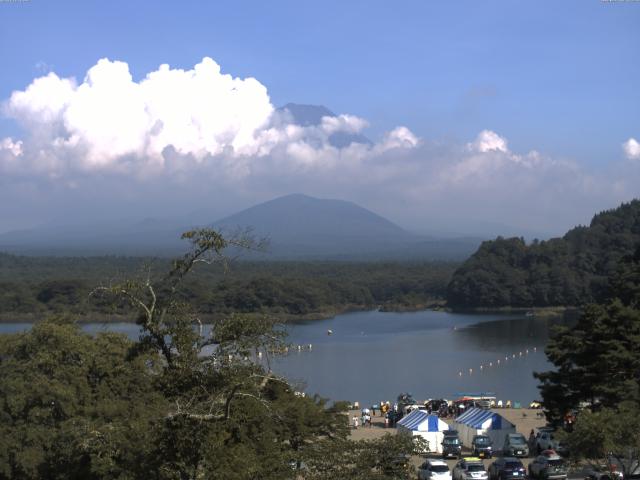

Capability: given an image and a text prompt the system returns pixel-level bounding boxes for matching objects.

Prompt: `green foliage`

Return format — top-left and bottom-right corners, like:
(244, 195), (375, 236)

(447, 200), (640, 307)
(535, 245), (640, 421)
(0, 318), (165, 479)
(563, 403), (640, 476)
(302, 433), (422, 480)
(0, 229), (422, 478)
(0, 255), (456, 320)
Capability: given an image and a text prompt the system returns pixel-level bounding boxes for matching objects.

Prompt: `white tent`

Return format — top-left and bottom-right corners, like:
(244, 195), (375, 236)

(397, 410), (449, 453)
(454, 407), (516, 449)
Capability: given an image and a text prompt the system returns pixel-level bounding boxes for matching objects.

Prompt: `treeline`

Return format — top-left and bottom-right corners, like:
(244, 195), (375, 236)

(0, 256), (456, 320)
(447, 199), (640, 308)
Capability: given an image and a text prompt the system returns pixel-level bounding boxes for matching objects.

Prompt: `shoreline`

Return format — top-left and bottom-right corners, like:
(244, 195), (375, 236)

(0, 300), (447, 324)
(448, 305), (575, 316)
(0, 302), (576, 324)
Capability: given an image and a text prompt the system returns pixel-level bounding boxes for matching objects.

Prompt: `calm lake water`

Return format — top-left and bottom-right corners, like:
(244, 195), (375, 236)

(0, 310), (572, 406)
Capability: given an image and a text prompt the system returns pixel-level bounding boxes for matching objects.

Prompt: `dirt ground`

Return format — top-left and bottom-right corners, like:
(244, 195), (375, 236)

(348, 408), (549, 472)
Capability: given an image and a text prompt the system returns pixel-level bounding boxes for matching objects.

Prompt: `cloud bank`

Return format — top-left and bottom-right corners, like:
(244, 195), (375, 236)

(1, 57), (639, 236)
(0, 57), (413, 177)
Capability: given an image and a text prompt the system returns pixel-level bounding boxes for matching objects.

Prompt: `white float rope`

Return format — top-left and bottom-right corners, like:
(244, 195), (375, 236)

(457, 346), (538, 377)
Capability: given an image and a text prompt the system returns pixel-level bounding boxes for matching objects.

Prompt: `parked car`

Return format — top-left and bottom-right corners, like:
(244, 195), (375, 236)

(583, 456), (625, 480)
(488, 457), (526, 480)
(452, 458), (489, 480)
(528, 452), (568, 479)
(472, 435), (493, 458)
(418, 460), (453, 480)
(502, 433), (529, 457)
(442, 433), (463, 459)
(535, 431), (568, 456)
(584, 466), (624, 480)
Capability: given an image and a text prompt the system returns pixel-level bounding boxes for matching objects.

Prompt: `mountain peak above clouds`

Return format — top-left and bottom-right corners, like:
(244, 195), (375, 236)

(278, 103), (373, 148)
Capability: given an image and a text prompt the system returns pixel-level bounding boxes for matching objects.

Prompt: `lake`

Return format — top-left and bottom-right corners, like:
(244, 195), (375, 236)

(0, 310), (572, 407)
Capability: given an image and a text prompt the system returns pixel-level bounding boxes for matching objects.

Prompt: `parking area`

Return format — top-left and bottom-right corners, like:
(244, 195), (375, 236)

(348, 408), (588, 478)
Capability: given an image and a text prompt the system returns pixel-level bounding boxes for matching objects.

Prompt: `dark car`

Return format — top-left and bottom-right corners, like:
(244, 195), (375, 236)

(528, 452), (568, 480)
(442, 434), (463, 459)
(488, 457), (526, 480)
(472, 435), (493, 458)
(502, 433), (529, 457)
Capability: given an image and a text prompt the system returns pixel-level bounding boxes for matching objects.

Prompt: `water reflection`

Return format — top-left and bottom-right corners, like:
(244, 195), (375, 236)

(272, 310), (575, 406)
(453, 314), (576, 351)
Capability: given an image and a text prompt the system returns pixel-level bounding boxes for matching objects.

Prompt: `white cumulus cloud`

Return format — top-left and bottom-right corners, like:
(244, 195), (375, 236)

(4, 58), (276, 170)
(623, 138), (640, 160)
(469, 129), (509, 153)
(0, 137), (23, 157)
(1, 57), (418, 177)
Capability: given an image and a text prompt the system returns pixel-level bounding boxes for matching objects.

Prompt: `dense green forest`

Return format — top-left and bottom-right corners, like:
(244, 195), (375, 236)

(447, 200), (640, 308)
(0, 254), (456, 321)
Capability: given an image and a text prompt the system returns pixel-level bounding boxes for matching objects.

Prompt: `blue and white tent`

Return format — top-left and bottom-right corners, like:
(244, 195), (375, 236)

(397, 410), (449, 453)
(454, 407), (515, 448)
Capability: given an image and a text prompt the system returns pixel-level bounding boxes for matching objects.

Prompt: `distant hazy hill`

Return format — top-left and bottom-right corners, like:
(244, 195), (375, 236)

(215, 193), (412, 257)
(278, 103), (372, 148)
(446, 200), (640, 308)
(215, 193), (481, 260)
(0, 193), (482, 260)
(0, 218), (187, 256)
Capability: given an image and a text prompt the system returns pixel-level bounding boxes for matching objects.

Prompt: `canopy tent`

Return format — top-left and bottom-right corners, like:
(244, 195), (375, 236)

(454, 407), (515, 448)
(397, 410), (449, 453)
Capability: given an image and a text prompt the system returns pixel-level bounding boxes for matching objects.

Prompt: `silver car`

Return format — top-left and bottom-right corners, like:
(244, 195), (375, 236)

(453, 459), (489, 480)
(528, 453), (568, 480)
(502, 433), (529, 457)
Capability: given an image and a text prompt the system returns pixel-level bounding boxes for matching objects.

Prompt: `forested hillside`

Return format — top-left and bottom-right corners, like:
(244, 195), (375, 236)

(446, 200), (640, 308)
(0, 255), (455, 321)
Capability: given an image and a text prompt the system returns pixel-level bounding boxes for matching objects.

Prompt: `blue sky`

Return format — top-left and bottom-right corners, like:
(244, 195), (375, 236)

(0, 0), (639, 235)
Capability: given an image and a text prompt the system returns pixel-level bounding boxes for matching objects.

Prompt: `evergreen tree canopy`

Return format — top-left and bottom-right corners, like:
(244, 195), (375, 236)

(534, 246), (640, 425)
(447, 200), (640, 308)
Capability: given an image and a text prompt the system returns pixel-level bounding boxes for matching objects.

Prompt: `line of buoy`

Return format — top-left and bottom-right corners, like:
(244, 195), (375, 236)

(457, 347), (540, 376)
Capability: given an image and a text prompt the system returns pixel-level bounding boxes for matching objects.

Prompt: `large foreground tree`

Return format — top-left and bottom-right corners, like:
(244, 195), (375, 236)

(0, 229), (420, 479)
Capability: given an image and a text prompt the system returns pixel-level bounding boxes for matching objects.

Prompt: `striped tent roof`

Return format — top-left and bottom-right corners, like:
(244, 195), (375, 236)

(397, 410), (445, 432)
(455, 407), (513, 430)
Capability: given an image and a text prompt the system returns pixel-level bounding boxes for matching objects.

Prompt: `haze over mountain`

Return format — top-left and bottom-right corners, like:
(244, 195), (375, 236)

(0, 194), (482, 259)
(214, 193), (426, 259)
